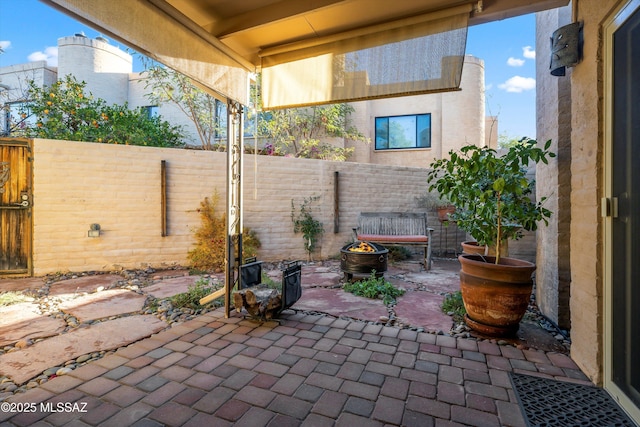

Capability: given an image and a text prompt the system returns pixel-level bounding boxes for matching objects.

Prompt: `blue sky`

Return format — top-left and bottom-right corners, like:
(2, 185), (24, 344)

(0, 0), (537, 139)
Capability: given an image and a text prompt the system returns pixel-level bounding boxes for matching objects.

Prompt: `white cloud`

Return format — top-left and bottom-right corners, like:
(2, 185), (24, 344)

(498, 76), (536, 93)
(523, 46), (535, 59)
(28, 46), (58, 66)
(0, 40), (11, 52)
(507, 57), (525, 67)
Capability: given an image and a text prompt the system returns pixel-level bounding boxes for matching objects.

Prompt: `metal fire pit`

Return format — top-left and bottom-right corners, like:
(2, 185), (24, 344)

(340, 241), (388, 281)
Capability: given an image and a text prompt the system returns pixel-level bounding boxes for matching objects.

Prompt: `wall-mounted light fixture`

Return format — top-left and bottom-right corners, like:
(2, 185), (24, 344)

(550, 22), (583, 76)
(88, 223), (101, 237)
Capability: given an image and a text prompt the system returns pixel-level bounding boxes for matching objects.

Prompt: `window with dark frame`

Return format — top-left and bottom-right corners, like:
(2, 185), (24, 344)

(144, 105), (159, 119)
(375, 113), (431, 150)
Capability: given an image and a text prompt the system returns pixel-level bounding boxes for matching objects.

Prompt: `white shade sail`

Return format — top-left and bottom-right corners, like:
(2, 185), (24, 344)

(42, 0), (569, 107)
(261, 5), (471, 109)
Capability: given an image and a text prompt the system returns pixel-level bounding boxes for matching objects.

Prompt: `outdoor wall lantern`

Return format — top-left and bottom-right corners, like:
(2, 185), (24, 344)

(550, 22), (583, 76)
(88, 223), (101, 237)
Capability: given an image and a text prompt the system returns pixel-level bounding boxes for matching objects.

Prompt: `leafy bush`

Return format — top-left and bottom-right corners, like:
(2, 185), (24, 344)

(187, 193), (260, 272)
(21, 75), (185, 147)
(343, 271), (405, 305)
(442, 291), (466, 321)
(291, 196), (323, 260)
(427, 139), (555, 263)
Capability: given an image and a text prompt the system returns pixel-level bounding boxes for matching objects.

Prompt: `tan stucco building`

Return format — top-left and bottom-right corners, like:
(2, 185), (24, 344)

(1, 36), (492, 168)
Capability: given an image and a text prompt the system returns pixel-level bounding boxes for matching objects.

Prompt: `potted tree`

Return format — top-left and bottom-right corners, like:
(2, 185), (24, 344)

(426, 138), (555, 336)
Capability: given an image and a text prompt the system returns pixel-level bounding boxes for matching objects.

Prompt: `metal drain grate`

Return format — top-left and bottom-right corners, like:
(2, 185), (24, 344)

(510, 372), (637, 427)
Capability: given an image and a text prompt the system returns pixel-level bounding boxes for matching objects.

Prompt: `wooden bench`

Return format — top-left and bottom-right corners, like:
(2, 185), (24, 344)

(353, 212), (434, 270)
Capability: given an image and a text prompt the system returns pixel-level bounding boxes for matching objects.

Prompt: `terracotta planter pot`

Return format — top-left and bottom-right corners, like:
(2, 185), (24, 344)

(458, 254), (536, 336)
(437, 205), (456, 222)
(460, 240), (509, 257)
(461, 241), (486, 255)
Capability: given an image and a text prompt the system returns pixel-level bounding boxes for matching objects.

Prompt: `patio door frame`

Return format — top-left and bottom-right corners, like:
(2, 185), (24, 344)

(603, 0), (640, 421)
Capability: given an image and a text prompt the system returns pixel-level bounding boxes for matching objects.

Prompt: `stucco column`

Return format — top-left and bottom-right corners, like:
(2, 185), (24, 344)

(535, 6), (572, 330)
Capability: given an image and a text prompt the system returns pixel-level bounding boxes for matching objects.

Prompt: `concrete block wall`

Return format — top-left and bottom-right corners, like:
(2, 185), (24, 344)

(30, 138), (539, 275)
(31, 139), (222, 274)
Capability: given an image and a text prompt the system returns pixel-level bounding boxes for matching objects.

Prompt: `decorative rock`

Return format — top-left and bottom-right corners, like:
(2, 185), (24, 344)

(43, 367), (63, 376)
(76, 354), (91, 363)
(1, 383), (17, 393)
(56, 367), (74, 376)
(14, 339), (33, 349)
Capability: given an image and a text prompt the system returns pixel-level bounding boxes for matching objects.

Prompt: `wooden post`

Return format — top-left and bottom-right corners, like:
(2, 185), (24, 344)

(161, 160), (167, 236)
(334, 171), (339, 233)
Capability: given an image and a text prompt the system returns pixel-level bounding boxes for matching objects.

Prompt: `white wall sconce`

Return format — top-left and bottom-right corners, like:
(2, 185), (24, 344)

(88, 223), (101, 237)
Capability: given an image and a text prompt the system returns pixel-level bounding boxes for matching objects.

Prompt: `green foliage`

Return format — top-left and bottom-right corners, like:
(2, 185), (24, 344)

(291, 196), (324, 260)
(140, 59), (226, 150)
(297, 139), (355, 161)
(187, 193), (261, 272)
(427, 137), (555, 263)
(387, 246), (412, 262)
(0, 292), (31, 306)
(259, 103), (368, 160)
(170, 278), (221, 308)
(442, 291), (466, 321)
(21, 75), (185, 147)
(260, 273), (280, 290)
(498, 133), (527, 149)
(343, 271), (405, 305)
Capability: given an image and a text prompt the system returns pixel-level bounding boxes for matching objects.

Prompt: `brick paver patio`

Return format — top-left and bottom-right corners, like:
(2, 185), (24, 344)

(0, 308), (589, 426)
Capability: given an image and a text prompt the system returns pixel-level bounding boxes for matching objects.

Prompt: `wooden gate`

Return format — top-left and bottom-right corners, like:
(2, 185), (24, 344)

(0, 138), (32, 276)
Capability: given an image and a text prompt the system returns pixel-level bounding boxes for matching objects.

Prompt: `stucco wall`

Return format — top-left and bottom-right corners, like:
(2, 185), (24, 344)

(58, 36), (132, 106)
(0, 62), (57, 133)
(348, 56), (486, 166)
(29, 138), (535, 276)
(536, 0), (620, 385)
(565, 0), (611, 386)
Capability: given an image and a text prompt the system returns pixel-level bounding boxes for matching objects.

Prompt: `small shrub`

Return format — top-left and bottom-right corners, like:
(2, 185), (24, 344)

(343, 271), (405, 305)
(0, 292), (31, 306)
(170, 278), (221, 308)
(188, 192), (260, 272)
(291, 196), (323, 260)
(442, 291), (466, 321)
(387, 246), (412, 262)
